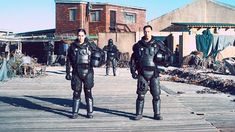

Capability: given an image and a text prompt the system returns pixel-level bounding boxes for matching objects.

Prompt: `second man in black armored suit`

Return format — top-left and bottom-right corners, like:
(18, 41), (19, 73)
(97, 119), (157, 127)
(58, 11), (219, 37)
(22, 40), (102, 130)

(65, 29), (105, 119)
(129, 25), (172, 120)
(103, 39), (119, 76)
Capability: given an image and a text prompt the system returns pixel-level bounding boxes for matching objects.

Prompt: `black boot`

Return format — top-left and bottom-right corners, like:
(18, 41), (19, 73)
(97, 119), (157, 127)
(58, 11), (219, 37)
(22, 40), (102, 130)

(134, 99), (144, 120)
(86, 98), (93, 118)
(153, 99), (163, 120)
(106, 67), (109, 76)
(113, 67), (116, 76)
(71, 99), (80, 119)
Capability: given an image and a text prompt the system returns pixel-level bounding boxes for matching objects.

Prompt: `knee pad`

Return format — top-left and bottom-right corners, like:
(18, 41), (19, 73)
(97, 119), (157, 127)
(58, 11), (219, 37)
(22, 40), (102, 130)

(153, 95), (160, 101)
(84, 89), (93, 99)
(73, 91), (81, 100)
(137, 94), (145, 101)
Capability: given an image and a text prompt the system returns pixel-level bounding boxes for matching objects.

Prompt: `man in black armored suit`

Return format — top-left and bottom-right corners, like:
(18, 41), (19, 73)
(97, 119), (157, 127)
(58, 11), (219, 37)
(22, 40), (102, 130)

(65, 29), (105, 119)
(129, 25), (172, 120)
(103, 39), (119, 76)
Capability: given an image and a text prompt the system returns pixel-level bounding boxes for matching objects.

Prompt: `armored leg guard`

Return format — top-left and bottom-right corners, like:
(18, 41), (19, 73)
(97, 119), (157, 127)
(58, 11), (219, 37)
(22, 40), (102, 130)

(153, 99), (163, 120)
(71, 99), (80, 119)
(106, 67), (109, 76)
(134, 99), (144, 120)
(113, 67), (116, 76)
(86, 98), (93, 118)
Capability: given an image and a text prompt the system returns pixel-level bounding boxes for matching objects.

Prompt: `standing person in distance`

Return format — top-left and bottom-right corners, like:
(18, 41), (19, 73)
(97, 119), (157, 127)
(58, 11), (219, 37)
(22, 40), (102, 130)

(103, 39), (120, 76)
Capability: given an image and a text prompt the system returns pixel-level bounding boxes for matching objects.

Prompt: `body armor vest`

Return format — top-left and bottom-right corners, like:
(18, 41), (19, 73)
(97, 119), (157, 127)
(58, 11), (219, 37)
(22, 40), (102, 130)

(74, 45), (92, 78)
(106, 45), (116, 60)
(75, 47), (91, 64)
(138, 44), (158, 80)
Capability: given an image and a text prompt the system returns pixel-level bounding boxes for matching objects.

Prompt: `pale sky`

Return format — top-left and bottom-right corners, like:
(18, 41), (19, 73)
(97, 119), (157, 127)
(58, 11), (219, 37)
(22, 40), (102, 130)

(0, 0), (234, 33)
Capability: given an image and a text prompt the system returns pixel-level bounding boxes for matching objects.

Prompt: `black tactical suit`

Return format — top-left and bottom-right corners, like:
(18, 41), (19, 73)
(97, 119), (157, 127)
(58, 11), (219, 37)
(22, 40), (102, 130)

(130, 36), (172, 120)
(103, 39), (119, 76)
(66, 38), (104, 119)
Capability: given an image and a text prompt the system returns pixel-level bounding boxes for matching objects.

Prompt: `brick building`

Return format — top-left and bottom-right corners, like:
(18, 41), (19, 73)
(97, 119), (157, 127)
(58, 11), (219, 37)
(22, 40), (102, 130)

(55, 0), (146, 36)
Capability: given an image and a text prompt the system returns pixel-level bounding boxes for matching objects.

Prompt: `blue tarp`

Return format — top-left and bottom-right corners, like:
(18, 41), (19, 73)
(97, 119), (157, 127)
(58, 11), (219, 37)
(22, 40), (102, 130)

(196, 29), (213, 58)
(0, 59), (9, 81)
(196, 29), (235, 58)
(212, 35), (235, 58)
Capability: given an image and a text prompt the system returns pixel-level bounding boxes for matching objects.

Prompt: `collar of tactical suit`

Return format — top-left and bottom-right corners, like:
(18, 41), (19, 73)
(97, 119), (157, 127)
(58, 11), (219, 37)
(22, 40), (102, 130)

(74, 38), (90, 48)
(140, 36), (156, 47)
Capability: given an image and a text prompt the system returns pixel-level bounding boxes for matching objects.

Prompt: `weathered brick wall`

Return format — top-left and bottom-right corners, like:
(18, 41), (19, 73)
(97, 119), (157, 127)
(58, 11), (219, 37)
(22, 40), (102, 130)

(56, 3), (146, 36)
(105, 5), (146, 33)
(89, 5), (107, 35)
(56, 3), (89, 34)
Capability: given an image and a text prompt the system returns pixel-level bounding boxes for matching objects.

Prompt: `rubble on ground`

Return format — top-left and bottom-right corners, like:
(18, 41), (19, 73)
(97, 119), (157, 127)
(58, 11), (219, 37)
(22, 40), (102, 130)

(0, 51), (46, 81)
(161, 68), (235, 95)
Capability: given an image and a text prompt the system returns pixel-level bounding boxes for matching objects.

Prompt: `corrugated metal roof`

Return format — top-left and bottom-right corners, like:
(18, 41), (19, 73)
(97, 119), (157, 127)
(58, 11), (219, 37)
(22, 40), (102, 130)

(16, 29), (56, 36)
(172, 22), (235, 27)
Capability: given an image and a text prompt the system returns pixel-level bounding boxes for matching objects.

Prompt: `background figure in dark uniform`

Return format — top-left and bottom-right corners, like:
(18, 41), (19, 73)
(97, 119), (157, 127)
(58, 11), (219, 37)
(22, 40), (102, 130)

(66, 29), (105, 119)
(103, 39), (119, 76)
(129, 25), (172, 120)
(44, 41), (54, 66)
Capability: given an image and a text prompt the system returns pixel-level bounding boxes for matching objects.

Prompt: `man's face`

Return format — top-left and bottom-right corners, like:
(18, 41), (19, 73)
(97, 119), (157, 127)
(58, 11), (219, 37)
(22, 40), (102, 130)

(144, 27), (152, 39)
(77, 31), (86, 44)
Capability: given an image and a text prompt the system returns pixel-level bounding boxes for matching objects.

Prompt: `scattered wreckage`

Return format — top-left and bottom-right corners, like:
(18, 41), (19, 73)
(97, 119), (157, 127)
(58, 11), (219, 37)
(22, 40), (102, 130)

(0, 51), (46, 81)
(162, 50), (235, 95)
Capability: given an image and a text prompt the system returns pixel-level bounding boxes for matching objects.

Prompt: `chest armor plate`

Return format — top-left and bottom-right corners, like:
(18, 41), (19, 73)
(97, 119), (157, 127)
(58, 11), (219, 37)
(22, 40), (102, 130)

(139, 46), (157, 67)
(75, 47), (91, 64)
(138, 45), (157, 80)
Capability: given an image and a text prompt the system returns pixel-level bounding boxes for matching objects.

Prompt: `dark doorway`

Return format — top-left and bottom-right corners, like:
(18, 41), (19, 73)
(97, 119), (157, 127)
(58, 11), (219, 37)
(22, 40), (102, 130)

(22, 42), (45, 63)
(110, 11), (116, 32)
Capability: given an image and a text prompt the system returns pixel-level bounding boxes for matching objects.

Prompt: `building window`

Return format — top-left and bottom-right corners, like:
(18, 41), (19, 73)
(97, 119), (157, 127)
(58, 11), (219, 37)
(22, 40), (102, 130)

(90, 11), (101, 22)
(124, 12), (136, 24)
(69, 9), (77, 21)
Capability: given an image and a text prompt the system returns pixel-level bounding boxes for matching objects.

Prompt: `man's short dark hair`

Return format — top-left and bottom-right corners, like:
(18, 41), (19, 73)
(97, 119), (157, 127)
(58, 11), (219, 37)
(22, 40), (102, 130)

(143, 25), (153, 31)
(77, 28), (87, 35)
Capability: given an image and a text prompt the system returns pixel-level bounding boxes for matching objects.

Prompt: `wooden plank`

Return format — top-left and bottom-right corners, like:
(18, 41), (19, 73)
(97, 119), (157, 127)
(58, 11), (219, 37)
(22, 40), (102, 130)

(0, 67), (224, 132)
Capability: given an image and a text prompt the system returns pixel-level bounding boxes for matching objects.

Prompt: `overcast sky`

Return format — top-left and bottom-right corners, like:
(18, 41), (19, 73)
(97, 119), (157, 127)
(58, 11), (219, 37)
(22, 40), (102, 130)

(0, 0), (234, 33)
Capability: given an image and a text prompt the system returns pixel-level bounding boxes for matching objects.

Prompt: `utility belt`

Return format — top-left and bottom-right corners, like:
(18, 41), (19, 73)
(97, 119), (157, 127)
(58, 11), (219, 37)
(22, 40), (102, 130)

(77, 63), (90, 69)
(141, 66), (156, 71)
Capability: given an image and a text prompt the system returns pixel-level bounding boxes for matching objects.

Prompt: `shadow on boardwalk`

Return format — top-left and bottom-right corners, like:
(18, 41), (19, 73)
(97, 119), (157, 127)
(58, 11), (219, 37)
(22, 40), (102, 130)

(0, 96), (71, 118)
(0, 96), (150, 120)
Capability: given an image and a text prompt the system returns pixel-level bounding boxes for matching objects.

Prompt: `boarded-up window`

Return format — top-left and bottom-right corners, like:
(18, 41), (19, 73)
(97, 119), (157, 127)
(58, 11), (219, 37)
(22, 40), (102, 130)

(90, 11), (101, 22)
(124, 12), (136, 24)
(69, 9), (77, 21)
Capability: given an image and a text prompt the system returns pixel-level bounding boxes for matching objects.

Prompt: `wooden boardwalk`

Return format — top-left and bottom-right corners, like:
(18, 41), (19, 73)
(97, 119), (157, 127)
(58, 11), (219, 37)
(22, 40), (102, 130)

(0, 67), (234, 132)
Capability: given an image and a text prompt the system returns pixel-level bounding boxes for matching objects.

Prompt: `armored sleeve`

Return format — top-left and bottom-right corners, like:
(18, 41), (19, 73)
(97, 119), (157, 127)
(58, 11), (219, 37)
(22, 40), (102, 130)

(66, 46), (72, 74)
(129, 43), (139, 74)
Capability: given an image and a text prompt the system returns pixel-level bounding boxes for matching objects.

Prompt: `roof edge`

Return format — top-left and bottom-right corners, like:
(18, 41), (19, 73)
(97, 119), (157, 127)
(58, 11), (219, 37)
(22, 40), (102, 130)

(210, 0), (235, 10)
(55, 0), (145, 10)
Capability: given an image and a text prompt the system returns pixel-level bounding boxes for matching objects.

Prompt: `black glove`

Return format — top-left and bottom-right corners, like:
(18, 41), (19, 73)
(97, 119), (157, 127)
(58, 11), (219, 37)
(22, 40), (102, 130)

(131, 73), (138, 79)
(65, 74), (72, 80)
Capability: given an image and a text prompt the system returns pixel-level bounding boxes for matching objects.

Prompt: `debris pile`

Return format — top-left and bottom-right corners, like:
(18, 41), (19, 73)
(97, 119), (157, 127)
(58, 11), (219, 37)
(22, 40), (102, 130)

(0, 51), (46, 81)
(162, 68), (235, 95)
(181, 51), (235, 75)
(196, 88), (218, 94)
